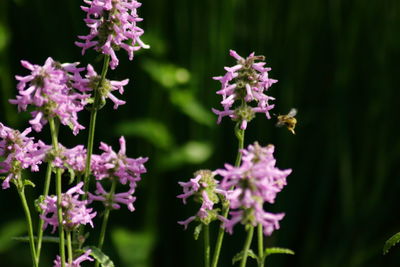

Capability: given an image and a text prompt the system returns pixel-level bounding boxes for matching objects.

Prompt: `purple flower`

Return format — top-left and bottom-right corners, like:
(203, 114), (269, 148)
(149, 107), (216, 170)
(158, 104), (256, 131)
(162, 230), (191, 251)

(212, 50), (277, 129)
(39, 182), (96, 233)
(84, 64), (129, 109)
(9, 58), (89, 135)
(177, 170), (226, 229)
(0, 123), (46, 189)
(216, 142), (291, 236)
(76, 0), (150, 69)
(88, 181), (137, 211)
(54, 249), (94, 267)
(91, 136), (148, 188)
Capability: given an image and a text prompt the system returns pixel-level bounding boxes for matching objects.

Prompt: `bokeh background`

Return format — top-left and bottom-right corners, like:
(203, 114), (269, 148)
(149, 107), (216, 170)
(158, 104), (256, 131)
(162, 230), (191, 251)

(1, 0), (400, 266)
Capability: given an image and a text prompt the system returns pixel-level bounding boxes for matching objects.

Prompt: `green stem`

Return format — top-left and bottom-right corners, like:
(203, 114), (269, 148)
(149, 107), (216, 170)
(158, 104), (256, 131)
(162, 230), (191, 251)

(240, 226), (254, 267)
(257, 224), (264, 267)
(83, 54), (110, 198)
(94, 178), (116, 267)
(17, 186), (38, 267)
(66, 231), (73, 265)
(234, 127), (245, 166)
(204, 224), (210, 267)
(35, 161), (53, 266)
(211, 125), (245, 267)
(49, 118), (66, 267)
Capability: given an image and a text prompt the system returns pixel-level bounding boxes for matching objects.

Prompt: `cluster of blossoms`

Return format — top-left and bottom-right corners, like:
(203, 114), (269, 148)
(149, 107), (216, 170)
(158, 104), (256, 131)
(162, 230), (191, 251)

(89, 136), (148, 211)
(54, 249), (93, 267)
(84, 64), (128, 109)
(177, 143), (291, 236)
(76, 0), (150, 69)
(0, 123), (46, 189)
(10, 58), (90, 135)
(177, 170), (226, 229)
(216, 142), (291, 236)
(212, 50), (278, 130)
(39, 182), (96, 233)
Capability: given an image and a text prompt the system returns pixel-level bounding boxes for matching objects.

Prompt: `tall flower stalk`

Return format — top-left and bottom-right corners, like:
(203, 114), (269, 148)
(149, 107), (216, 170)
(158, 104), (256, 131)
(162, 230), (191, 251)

(49, 117), (66, 267)
(179, 49), (294, 267)
(83, 54), (110, 198)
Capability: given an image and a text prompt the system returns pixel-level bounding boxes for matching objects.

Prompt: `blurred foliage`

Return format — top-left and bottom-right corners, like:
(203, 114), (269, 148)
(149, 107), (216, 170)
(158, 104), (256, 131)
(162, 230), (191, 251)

(0, 0), (400, 267)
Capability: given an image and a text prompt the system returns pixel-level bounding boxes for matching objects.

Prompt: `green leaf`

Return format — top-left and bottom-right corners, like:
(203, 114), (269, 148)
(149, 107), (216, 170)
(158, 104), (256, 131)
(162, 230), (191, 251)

(67, 168), (76, 184)
(264, 247), (295, 259)
(232, 249), (258, 265)
(112, 228), (155, 267)
(193, 223), (202, 240)
(142, 59), (190, 89)
(83, 246), (114, 267)
(23, 179), (35, 187)
(383, 232), (400, 255)
(0, 220), (25, 252)
(170, 90), (214, 127)
(158, 141), (213, 170)
(115, 119), (173, 150)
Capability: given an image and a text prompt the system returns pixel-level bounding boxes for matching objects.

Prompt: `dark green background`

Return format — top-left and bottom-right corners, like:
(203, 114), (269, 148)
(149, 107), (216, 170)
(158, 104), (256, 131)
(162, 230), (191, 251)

(1, 0), (399, 266)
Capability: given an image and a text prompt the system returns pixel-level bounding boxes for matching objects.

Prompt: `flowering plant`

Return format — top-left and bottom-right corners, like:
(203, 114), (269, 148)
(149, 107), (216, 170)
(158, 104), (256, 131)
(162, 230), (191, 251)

(0, 1), (149, 266)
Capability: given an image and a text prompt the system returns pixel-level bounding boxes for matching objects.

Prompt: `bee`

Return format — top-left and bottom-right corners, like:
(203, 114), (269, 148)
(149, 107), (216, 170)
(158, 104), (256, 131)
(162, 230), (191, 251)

(276, 108), (297, 134)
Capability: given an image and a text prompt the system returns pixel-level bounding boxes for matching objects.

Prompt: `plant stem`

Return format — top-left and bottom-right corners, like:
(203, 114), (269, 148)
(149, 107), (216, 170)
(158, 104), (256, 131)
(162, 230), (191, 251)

(49, 118), (66, 267)
(240, 226), (254, 267)
(94, 178), (116, 267)
(35, 161), (53, 266)
(66, 231), (73, 265)
(83, 54), (110, 198)
(257, 224), (264, 267)
(17, 186), (38, 267)
(204, 224), (210, 267)
(211, 125), (245, 267)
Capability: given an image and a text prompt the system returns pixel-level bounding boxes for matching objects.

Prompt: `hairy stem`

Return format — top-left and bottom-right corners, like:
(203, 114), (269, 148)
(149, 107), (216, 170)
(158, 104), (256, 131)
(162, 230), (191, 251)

(17, 185), (38, 267)
(211, 125), (245, 267)
(49, 118), (66, 267)
(94, 178), (116, 267)
(240, 226), (254, 267)
(204, 224), (210, 267)
(35, 159), (53, 266)
(257, 224), (264, 267)
(83, 54), (110, 198)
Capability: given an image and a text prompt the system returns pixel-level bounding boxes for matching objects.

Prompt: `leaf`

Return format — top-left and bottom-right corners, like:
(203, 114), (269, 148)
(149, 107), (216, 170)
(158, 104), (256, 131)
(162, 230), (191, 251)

(115, 119), (173, 150)
(264, 247), (295, 259)
(112, 228), (155, 267)
(193, 224), (203, 240)
(142, 59), (190, 89)
(23, 179), (35, 187)
(83, 246), (114, 267)
(170, 90), (214, 127)
(158, 141), (213, 170)
(67, 168), (76, 184)
(383, 232), (400, 255)
(232, 249), (258, 265)
(0, 220), (25, 252)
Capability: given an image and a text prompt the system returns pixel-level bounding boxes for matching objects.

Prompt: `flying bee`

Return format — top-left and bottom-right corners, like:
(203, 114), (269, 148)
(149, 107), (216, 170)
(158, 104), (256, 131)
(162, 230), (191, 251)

(276, 108), (297, 134)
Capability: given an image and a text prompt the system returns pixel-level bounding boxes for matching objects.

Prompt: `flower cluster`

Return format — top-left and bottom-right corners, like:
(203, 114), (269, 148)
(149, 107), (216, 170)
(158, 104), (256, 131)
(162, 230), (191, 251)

(177, 170), (226, 229)
(39, 182), (96, 233)
(53, 249), (94, 267)
(0, 123), (46, 189)
(212, 50), (277, 129)
(76, 0), (150, 69)
(89, 137), (147, 211)
(216, 142), (291, 236)
(10, 58), (90, 135)
(84, 64), (129, 109)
